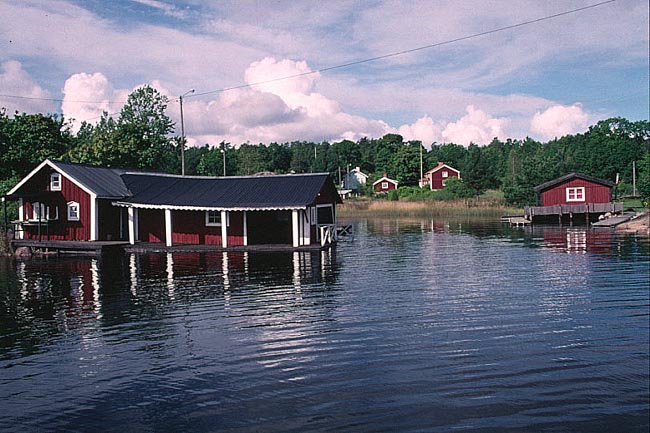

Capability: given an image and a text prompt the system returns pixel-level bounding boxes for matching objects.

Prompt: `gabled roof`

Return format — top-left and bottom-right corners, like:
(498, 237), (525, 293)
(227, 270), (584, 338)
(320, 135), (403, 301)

(372, 176), (398, 186)
(116, 172), (341, 210)
(350, 167), (368, 179)
(8, 160), (341, 210)
(534, 172), (614, 192)
(425, 162), (460, 175)
(7, 159), (132, 199)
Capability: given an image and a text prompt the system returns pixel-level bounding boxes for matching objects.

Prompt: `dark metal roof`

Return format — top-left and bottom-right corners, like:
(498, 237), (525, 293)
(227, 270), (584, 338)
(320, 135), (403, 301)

(118, 172), (340, 209)
(534, 172), (614, 192)
(51, 161), (133, 198)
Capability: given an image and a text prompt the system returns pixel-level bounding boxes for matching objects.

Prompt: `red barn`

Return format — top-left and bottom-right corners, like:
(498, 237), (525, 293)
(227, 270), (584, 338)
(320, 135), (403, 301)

(422, 162), (460, 190)
(6, 159), (341, 248)
(535, 173), (614, 206)
(372, 174), (398, 193)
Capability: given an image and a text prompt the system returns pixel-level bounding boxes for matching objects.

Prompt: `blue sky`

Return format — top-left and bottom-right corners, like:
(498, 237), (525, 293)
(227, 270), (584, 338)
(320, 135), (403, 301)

(0, 0), (648, 147)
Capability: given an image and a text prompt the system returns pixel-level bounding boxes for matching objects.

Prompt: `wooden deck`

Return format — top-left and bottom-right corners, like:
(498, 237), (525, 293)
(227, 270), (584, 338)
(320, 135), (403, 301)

(9, 239), (335, 255)
(501, 216), (531, 226)
(11, 239), (129, 255)
(125, 242), (333, 253)
(524, 202), (623, 220)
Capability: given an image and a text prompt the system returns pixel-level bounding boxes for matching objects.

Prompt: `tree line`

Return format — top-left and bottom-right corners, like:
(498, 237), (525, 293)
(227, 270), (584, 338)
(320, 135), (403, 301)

(1, 85), (649, 206)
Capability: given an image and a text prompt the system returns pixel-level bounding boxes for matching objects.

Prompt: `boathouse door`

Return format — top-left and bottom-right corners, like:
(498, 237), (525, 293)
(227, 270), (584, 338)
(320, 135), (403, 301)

(247, 210), (292, 244)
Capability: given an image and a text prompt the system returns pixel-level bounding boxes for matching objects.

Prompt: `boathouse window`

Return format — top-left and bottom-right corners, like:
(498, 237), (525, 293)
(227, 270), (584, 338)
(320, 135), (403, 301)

(205, 211), (222, 226)
(382, 181), (389, 189)
(67, 201), (80, 221)
(442, 171), (448, 178)
(50, 173), (61, 191)
(566, 187), (585, 202)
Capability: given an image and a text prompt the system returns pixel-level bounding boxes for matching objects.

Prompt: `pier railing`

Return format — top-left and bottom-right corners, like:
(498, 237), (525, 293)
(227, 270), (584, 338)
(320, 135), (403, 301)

(319, 224), (337, 246)
(524, 202), (623, 219)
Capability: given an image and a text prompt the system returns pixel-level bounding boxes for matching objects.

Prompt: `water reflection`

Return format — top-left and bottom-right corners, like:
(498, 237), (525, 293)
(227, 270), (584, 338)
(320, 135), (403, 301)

(0, 248), (339, 357)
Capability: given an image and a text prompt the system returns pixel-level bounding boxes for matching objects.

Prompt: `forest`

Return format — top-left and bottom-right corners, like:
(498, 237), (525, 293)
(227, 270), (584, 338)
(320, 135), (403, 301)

(1, 85), (649, 207)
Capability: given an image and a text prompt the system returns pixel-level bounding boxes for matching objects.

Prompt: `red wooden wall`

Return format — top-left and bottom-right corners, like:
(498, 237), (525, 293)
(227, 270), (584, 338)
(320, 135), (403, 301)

(540, 178), (611, 206)
(431, 169), (459, 190)
(22, 170), (91, 241)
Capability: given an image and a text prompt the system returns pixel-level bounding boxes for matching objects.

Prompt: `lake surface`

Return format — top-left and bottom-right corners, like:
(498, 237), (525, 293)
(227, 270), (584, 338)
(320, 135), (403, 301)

(1, 218), (649, 432)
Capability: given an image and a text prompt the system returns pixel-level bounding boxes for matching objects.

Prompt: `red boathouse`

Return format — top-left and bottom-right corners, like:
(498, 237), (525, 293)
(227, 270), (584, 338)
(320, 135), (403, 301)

(524, 173), (622, 223)
(6, 159), (341, 248)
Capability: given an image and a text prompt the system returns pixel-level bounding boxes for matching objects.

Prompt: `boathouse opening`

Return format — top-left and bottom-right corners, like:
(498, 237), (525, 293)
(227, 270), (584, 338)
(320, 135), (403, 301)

(247, 210), (292, 245)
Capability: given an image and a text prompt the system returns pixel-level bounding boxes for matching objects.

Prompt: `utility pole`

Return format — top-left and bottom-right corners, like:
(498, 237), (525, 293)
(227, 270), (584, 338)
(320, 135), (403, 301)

(420, 143), (423, 188)
(179, 89), (195, 176)
(633, 160), (637, 197)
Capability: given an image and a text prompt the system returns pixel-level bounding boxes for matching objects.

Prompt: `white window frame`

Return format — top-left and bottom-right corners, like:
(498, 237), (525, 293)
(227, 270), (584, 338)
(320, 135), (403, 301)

(50, 173), (61, 191)
(67, 201), (80, 221)
(442, 171), (448, 178)
(205, 210), (223, 227)
(382, 181), (389, 189)
(566, 187), (585, 202)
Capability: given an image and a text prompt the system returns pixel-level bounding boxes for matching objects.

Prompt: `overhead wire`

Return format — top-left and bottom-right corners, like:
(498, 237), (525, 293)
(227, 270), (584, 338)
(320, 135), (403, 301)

(0, 0), (618, 105)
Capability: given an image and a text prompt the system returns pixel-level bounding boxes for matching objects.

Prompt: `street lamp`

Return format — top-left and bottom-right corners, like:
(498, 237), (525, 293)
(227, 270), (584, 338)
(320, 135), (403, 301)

(179, 89), (195, 176)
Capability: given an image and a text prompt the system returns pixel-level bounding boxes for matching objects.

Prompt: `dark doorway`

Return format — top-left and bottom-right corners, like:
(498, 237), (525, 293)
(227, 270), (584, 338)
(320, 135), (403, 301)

(247, 211), (292, 244)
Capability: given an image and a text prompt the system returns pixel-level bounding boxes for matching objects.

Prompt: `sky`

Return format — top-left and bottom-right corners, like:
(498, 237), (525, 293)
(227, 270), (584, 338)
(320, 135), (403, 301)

(0, 0), (648, 148)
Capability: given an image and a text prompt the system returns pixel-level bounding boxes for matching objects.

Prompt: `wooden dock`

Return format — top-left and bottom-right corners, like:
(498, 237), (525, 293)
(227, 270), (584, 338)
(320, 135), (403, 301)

(11, 240), (129, 255)
(524, 202), (623, 221)
(501, 216), (531, 226)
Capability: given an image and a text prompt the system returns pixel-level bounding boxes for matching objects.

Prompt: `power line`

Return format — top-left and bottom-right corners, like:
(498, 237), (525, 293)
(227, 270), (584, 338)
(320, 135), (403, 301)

(0, 0), (617, 104)
(189, 0), (617, 98)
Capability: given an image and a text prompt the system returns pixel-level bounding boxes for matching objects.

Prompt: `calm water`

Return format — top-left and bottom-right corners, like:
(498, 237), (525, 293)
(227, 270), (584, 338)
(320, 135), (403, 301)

(1, 218), (649, 432)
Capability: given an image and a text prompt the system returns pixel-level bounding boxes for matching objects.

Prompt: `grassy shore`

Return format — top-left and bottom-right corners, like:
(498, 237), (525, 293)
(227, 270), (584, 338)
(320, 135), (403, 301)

(339, 197), (522, 218)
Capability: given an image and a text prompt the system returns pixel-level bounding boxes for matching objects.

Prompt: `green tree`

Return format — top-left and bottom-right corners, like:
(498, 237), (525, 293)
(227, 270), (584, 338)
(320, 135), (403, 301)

(0, 111), (72, 178)
(637, 153), (650, 205)
(389, 143), (421, 186)
(117, 85), (176, 170)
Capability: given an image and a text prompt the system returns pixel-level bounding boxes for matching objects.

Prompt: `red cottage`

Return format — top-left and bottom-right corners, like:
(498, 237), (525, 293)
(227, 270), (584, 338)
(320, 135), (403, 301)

(421, 162), (460, 190)
(372, 174), (398, 193)
(6, 159), (341, 248)
(524, 172), (622, 223)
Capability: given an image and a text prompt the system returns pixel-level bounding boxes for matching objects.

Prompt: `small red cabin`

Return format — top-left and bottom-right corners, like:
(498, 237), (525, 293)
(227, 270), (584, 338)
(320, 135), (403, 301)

(422, 162), (460, 190)
(535, 173), (613, 206)
(372, 174), (398, 193)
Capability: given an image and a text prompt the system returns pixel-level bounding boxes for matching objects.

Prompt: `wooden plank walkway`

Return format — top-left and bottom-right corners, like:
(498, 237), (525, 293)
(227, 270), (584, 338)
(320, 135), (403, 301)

(591, 213), (634, 227)
(11, 240), (129, 255)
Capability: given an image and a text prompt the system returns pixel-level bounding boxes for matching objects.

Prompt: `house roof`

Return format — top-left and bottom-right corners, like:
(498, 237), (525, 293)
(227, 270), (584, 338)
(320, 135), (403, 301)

(116, 172), (340, 210)
(7, 160), (341, 210)
(6, 159), (132, 199)
(372, 176), (398, 186)
(425, 162), (460, 175)
(534, 172), (614, 192)
(350, 167), (368, 179)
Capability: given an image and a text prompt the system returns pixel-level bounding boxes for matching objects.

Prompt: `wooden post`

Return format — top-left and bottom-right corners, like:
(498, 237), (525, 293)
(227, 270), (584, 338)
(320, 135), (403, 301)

(292, 209), (300, 247)
(165, 209), (173, 247)
(221, 211), (228, 248)
(128, 207), (136, 245)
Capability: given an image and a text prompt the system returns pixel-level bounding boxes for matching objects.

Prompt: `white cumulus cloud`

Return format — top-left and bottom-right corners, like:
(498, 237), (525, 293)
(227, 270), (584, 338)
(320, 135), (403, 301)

(0, 60), (55, 115)
(441, 105), (507, 145)
(530, 104), (590, 140)
(397, 115), (443, 146)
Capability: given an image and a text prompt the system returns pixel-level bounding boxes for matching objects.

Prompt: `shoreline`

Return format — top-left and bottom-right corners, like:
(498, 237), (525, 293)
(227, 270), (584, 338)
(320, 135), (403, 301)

(338, 199), (521, 218)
